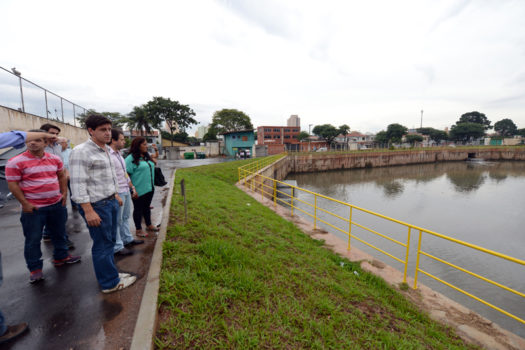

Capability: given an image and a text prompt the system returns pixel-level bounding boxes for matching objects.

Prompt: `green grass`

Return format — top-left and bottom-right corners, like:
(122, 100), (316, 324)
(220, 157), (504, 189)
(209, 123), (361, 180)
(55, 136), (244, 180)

(155, 157), (477, 349)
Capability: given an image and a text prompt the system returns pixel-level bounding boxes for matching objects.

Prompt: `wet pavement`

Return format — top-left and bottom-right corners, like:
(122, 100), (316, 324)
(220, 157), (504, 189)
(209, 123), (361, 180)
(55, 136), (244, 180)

(0, 160), (179, 350)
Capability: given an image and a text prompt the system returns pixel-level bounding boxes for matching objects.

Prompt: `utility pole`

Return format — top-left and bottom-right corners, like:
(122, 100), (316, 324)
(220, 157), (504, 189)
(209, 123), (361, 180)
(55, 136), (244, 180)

(308, 124), (313, 152)
(420, 110), (423, 129)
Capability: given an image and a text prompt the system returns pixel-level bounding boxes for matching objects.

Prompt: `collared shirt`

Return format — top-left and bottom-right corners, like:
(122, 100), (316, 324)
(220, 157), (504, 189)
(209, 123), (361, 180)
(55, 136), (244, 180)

(69, 139), (119, 204)
(5, 151), (63, 207)
(45, 142), (63, 161)
(61, 148), (72, 170)
(0, 131), (26, 149)
(109, 147), (130, 193)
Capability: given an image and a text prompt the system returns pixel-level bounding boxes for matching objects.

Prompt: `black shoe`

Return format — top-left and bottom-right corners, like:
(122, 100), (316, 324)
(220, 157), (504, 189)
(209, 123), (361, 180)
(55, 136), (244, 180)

(0, 323), (29, 345)
(114, 247), (133, 256)
(67, 239), (75, 250)
(125, 239), (145, 247)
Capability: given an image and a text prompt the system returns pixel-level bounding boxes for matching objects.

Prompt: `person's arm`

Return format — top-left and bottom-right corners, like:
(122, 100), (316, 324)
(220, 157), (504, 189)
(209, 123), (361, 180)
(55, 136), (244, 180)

(7, 181), (36, 213)
(27, 131), (58, 144)
(150, 144), (159, 164)
(57, 169), (68, 206)
(0, 131), (26, 149)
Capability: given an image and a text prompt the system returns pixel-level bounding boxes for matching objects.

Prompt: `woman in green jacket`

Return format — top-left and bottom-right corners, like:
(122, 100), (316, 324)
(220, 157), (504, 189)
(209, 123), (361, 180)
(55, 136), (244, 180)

(125, 137), (159, 237)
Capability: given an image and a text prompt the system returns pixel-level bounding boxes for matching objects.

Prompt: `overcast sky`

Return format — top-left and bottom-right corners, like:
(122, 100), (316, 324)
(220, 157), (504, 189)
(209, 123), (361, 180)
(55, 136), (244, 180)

(1, 0), (524, 134)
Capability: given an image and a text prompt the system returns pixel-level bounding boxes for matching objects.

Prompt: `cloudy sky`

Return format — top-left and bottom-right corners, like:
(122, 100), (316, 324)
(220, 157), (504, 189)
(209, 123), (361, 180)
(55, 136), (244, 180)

(1, 0), (524, 134)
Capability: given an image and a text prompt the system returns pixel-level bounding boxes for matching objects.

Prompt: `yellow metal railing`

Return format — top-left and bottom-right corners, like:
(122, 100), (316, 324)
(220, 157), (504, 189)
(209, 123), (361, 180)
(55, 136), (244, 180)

(238, 157), (525, 326)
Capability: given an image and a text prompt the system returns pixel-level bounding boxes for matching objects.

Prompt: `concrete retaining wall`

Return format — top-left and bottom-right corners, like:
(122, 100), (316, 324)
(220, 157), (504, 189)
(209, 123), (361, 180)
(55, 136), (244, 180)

(289, 148), (525, 173)
(0, 105), (89, 147)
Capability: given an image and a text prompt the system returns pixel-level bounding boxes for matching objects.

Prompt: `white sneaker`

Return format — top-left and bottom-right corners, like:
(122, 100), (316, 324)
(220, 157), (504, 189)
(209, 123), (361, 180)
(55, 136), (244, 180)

(102, 275), (137, 294)
(118, 272), (130, 278)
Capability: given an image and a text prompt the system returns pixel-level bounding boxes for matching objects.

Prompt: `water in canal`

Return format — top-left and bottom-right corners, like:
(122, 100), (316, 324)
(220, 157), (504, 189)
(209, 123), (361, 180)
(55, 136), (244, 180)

(286, 160), (525, 337)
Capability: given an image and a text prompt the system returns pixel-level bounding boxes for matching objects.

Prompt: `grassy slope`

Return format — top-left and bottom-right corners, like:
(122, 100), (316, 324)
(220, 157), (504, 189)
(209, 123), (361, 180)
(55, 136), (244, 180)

(156, 158), (476, 349)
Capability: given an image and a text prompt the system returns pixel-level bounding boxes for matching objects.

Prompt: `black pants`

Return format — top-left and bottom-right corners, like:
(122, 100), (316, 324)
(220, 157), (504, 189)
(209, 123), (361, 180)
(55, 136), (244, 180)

(132, 190), (154, 230)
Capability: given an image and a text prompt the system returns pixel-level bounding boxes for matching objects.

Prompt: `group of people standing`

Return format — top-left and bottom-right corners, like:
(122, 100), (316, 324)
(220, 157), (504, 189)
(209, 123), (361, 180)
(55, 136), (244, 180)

(0, 113), (162, 345)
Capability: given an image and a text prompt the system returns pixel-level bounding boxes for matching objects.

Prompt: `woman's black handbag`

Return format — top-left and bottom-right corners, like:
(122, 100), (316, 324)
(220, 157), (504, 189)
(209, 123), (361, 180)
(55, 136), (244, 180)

(154, 167), (167, 186)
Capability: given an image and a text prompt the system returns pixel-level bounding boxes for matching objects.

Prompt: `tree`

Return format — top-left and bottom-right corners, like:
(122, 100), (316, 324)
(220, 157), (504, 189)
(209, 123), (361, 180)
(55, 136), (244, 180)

(210, 109), (253, 133)
(458, 111), (492, 130)
(386, 123), (408, 144)
(144, 97), (197, 147)
(405, 134), (423, 146)
(374, 131), (388, 145)
(76, 109), (127, 128)
(203, 129), (218, 141)
(297, 131), (310, 141)
(127, 105), (155, 136)
(417, 127), (448, 144)
(494, 118), (517, 137)
(312, 124), (339, 145)
(338, 124), (350, 149)
(517, 128), (525, 137)
(449, 122), (485, 142)
(161, 130), (189, 144)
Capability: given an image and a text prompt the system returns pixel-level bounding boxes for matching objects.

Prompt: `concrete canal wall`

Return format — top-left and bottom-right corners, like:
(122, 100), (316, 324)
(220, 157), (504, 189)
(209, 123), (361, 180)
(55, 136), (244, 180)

(287, 148), (525, 174)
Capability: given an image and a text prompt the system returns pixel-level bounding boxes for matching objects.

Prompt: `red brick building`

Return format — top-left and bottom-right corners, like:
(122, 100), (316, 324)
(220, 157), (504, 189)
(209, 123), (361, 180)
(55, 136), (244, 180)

(257, 126), (301, 146)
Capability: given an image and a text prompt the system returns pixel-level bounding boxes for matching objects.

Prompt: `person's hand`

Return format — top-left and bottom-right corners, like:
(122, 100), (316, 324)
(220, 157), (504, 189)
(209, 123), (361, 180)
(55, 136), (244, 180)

(61, 193), (68, 206)
(22, 202), (36, 213)
(116, 194), (123, 207)
(85, 210), (102, 227)
(152, 143), (158, 151)
(45, 133), (58, 144)
(132, 191), (138, 199)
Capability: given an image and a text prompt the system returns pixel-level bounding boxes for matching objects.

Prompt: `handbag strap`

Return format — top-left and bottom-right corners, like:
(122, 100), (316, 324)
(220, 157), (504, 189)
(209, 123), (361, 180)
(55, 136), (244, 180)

(145, 159), (154, 189)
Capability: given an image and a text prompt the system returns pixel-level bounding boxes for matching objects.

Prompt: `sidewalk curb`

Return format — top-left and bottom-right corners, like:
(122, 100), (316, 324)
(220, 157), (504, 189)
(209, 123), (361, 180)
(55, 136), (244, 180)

(130, 169), (177, 350)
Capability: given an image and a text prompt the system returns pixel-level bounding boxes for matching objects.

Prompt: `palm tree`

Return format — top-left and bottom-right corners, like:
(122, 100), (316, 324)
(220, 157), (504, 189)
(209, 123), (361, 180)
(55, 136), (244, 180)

(127, 106), (152, 136)
(339, 124), (350, 150)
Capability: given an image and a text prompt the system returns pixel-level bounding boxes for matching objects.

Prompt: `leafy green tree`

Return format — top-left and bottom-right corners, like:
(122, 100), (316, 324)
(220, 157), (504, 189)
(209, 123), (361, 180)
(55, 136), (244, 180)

(127, 105), (155, 136)
(494, 118), (517, 137)
(517, 128), (525, 137)
(297, 131), (310, 141)
(458, 111), (492, 130)
(338, 124), (350, 149)
(417, 127), (448, 143)
(144, 97), (197, 147)
(203, 129), (218, 141)
(312, 124), (339, 145)
(374, 131), (388, 145)
(210, 109), (253, 133)
(405, 134), (423, 146)
(76, 109), (127, 128)
(386, 123), (408, 143)
(161, 130), (189, 144)
(449, 122), (485, 142)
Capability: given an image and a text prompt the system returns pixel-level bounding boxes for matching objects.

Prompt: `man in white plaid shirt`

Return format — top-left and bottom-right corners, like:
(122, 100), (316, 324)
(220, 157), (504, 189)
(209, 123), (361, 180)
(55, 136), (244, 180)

(69, 114), (136, 293)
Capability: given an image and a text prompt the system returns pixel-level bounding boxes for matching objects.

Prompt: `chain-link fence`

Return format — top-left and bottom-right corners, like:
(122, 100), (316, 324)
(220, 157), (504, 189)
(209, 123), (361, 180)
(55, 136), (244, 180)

(0, 66), (88, 127)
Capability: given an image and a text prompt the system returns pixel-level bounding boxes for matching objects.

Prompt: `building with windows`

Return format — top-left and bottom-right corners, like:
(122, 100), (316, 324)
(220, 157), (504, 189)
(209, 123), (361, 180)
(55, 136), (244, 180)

(195, 125), (210, 139)
(220, 129), (255, 157)
(287, 114), (300, 127)
(257, 126), (301, 154)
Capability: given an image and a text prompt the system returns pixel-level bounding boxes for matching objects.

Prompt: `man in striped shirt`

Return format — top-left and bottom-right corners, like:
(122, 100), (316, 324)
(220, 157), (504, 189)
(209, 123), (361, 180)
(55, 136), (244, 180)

(69, 114), (136, 293)
(5, 130), (81, 284)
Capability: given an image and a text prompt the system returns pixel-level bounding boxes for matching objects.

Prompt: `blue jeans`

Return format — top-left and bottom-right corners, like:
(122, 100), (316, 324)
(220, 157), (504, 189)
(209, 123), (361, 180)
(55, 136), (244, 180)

(79, 198), (119, 290)
(114, 191), (133, 252)
(20, 202), (68, 272)
(0, 251), (6, 336)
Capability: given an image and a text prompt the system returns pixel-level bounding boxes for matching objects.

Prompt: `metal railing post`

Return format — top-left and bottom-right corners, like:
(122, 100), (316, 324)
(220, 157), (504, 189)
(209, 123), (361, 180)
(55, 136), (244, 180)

(404, 227), (412, 283)
(413, 230), (423, 289)
(73, 104), (76, 126)
(18, 76), (25, 113)
(60, 97), (64, 122)
(273, 180), (277, 206)
(314, 194), (317, 229)
(44, 90), (49, 119)
(261, 175), (264, 199)
(347, 206), (353, 250)
(291, 185), (294, 216)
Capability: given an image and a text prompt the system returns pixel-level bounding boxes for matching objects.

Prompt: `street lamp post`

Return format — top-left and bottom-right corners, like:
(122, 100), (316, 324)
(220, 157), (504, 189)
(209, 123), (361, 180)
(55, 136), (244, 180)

(12, 67), (25, 113)
(309, 124), (313, 152)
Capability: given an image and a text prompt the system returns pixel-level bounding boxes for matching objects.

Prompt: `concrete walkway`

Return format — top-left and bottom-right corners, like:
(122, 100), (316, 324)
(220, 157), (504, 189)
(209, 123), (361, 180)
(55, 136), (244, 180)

(0, 161), (176, 350)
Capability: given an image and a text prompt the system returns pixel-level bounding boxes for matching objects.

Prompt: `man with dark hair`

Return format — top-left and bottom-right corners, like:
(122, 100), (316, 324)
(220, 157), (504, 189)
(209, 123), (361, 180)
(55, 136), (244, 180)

(39, 123), (75, 249)
(6, 129), (81, 282)
(70, 114), (136, 293)
(108, 129), (143, 256)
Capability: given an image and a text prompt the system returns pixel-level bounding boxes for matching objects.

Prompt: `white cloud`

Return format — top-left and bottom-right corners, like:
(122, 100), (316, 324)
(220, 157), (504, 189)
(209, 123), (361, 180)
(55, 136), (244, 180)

(1, 0), (524, 134)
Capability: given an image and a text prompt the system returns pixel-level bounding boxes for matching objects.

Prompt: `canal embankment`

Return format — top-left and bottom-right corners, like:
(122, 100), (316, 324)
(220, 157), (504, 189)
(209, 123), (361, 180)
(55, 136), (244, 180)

(155, 158), (481, 349)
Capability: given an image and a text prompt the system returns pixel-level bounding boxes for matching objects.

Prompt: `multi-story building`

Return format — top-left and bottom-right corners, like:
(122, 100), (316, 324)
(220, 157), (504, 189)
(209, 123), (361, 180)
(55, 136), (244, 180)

(257, 126), (301, 154)
(287, 114), (300, 127)
(195, 125), (209, 139)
